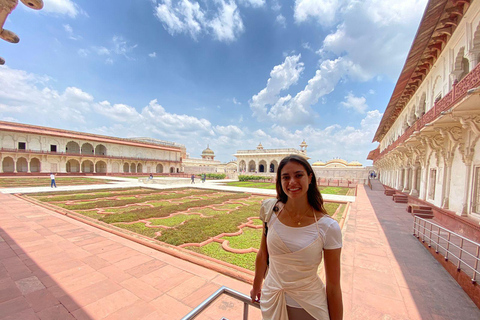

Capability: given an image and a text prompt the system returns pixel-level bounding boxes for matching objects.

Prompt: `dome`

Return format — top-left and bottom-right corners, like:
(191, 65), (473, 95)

(300, 140), (308, 147)
(202, 146), (215, 155)
(312, 161), (325, 166)
(325, 159), (348, 167)
(257, 142), (264, 150)
(348, 161), (363, 167)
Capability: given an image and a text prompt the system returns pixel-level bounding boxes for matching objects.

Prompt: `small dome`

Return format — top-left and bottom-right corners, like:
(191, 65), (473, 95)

(312, 161), (325, 166)
(300, 140), (308, 147)
(326, 159), (348, 166)
(202, 146), (215, 155)
(257, 142), (264, 150)
(348, 161), (362, 166)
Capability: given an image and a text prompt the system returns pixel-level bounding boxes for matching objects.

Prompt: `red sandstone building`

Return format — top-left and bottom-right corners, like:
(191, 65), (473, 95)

(0, 121), (185, 174)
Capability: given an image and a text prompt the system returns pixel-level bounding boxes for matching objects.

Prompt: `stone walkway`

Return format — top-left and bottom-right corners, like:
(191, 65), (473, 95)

(0, 180), (479, 319)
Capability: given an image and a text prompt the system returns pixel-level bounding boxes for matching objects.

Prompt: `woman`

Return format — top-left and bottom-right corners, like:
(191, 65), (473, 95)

(250, 155), (343, 320)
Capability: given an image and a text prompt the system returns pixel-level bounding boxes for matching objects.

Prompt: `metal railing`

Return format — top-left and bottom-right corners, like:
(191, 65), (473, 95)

(181, 286), (260, 320)
(413, 216), (480, 283)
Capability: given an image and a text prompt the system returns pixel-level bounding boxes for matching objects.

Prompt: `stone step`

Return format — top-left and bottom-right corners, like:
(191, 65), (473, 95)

(414, 212), (434, 219)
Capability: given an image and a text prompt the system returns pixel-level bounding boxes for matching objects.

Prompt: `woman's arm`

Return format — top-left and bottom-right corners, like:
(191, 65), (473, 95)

(324, 248), (343, 320)
(250, 229), (268, 303)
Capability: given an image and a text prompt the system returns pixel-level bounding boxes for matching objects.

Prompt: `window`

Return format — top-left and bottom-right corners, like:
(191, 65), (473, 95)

(18, 142), (26, 150)
(50, 145), (57, 152)
(428, 169), (436, 200)
(472, 167), (480, 214)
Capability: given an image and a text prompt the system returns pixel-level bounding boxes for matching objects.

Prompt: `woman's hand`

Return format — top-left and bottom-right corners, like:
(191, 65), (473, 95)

(250, 286), (261, 303)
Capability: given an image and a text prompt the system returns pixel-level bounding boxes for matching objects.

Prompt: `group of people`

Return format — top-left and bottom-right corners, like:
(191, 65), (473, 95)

(191, 173), (207, 184)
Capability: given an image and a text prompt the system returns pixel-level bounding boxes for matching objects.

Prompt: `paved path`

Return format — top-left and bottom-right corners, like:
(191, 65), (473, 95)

(0, 180), (478, 319)
(342, 180), (480, 319)
(0, 178), (356, 203)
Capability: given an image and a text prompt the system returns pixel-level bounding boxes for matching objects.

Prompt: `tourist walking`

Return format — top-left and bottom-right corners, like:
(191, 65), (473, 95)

(201, 173), (206, 183)
(250, 155), (343, 320)
(50, 173), (56, 188)
(191, 174), (195, 184)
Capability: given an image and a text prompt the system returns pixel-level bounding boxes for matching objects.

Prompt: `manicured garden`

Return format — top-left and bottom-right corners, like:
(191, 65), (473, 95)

(224, 181), (352, 195)
(0, 177), (115, 188)
(28, 187), (344, 271)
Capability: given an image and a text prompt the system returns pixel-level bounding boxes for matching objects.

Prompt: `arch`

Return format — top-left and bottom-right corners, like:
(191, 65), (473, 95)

(2, 157), (14, 172)
(248, 160), (256, 172)
(95, 144), (107, 156)
(16, 157), (28, 172)
(81, 160), (94, 173)
(239, 160), (246, 172)
(170, 167), (175, 173)
(66, 141), (80, 154)
(156, 164), (164, 173)
(431, 75), (443, 110)
(453, 47), (470, 81)
(270, 160), (278, 173)
(137, 163), (143, 173)
(30, 158), (41, 172)
(66, 159), (80, 173)
(416, 92), (426, 118)
(81, 143), (94, 155)
(176, 168), (180, 173)
(123, 163), (129, 173)
(95, 161), (107, 173)
(259, 160), (267, 173)
(130, 163), (136, 173)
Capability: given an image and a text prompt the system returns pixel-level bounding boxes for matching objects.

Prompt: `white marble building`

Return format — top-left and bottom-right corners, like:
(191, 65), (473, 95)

(234, 141), (309, 174)
(368, 0), (480, 219)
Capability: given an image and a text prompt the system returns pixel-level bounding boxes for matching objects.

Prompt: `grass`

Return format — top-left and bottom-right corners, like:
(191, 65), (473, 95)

(58, 189), (218, 210)
(186, 242), (257, 271)
(99, 193), (249, 224)
(30, 187), (347, 272)
(0, 177), (115, 188)
(221, 228), (262, 250)
(114, 222), (159, 238)
(156, 202), (261, 245)
(149, 214), (201, 227)
(223, 181), (352, 195)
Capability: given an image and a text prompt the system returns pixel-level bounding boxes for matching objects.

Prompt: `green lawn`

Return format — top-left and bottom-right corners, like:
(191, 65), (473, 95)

(29, 187), (346, 272)
(223, 181), (351, 195)
(0, 177), (116, 188)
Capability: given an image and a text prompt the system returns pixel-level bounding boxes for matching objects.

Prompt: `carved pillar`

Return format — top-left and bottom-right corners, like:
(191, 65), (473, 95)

(442, 152), (454, 209)
(461, 154), (473, 216)
(409, 166), (419, 197)
(402, 167), (410, 192)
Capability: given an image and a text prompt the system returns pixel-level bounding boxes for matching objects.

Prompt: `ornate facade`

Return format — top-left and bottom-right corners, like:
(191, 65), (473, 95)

(0, 121), (184, 174)
(234, 141), (309, 173)
(368, 0), (480, 219)
(182, 146), (223, 173)
(312, 159), (370, 180)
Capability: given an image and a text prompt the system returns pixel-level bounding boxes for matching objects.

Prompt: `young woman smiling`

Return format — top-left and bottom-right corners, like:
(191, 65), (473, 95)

(250, 155), (343, 320)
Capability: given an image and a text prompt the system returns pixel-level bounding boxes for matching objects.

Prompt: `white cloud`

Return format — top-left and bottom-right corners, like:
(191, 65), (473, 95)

(77, 48), (89, 57)
(43, 0), (86, 18)
(276, 14), (286, 28)
(319, 0), (428, 80)
(341, 92), (368, 113)
(238, 0), (265, 8)
(214, 125), (244, 138)
(105, 58), (114, 65)
(149, 52), (157, 58)
(153, 0), (244, 42)
(63, 24), (78, 40)
(112, 36), (137, 59)
(93, 46), (110, 55)
(208, 0), (244, 42)
(232, 97), (241, 105)
(251, 56), (347, 125)
(250, 54), (304, 120)
(294, 0), (342, 26)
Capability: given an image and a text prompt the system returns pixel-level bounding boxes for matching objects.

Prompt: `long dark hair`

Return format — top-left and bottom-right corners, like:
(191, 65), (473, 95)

(276, 155), (327, 214)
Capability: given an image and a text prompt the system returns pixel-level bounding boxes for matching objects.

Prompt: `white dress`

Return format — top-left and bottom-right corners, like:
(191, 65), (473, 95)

(260, 203), (342, 320)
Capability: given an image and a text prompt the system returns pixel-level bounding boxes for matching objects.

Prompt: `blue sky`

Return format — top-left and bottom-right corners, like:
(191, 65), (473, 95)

(0, 0), (427, 164)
